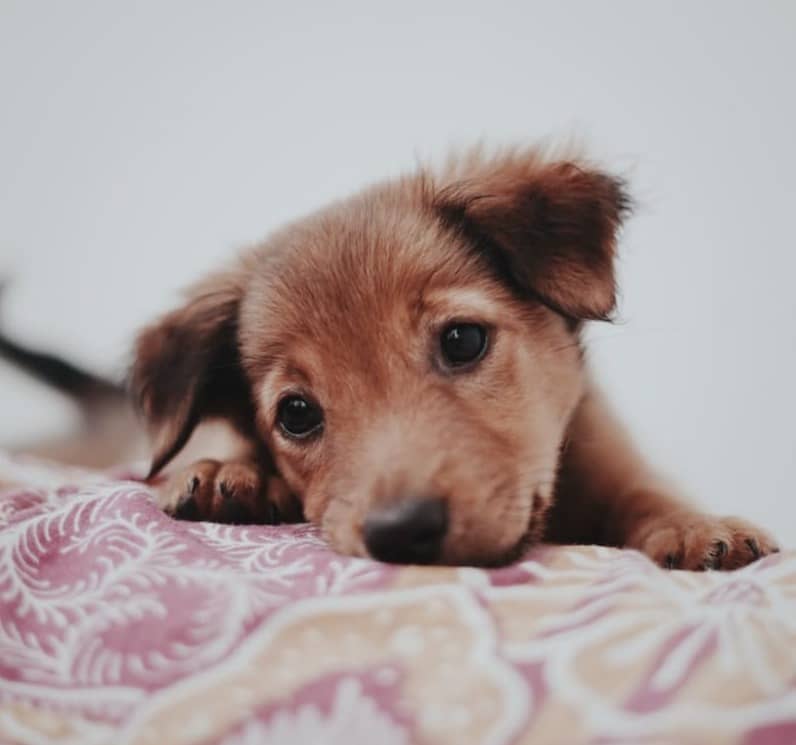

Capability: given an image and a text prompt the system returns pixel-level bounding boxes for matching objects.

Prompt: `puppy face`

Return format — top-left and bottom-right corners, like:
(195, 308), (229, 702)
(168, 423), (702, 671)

(132, 149), (629, 565)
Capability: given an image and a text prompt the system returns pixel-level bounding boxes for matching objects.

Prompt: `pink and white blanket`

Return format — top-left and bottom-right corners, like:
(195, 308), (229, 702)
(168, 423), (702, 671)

(0, 453), (794, 745)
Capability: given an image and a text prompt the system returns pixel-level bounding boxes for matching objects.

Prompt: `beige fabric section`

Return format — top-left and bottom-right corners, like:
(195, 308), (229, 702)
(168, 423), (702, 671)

(1, 455), (794, 745)
(0, 702), (113, 745)
(122, 586), (526, 745)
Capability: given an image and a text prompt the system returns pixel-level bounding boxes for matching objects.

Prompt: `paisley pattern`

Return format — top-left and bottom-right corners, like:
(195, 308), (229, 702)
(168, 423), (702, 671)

(0, 452), (794, 745)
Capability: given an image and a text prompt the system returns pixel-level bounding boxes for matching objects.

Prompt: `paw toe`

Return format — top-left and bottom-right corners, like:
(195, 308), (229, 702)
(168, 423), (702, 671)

(155, 459), (299, 526)
(173, 491), (200, 521)
(212, 463), (262, 522)
(635, 513), (778, 572)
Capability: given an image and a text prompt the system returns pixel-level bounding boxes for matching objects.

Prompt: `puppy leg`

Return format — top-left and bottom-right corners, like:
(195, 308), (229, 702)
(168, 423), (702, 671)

(155, 458), (303, 525)
(547, 384), (778, 570)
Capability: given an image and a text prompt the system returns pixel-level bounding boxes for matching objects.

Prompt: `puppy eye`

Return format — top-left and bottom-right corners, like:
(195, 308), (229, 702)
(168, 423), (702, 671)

(277, 395), (324, 439)
(439, 323), (488, 368)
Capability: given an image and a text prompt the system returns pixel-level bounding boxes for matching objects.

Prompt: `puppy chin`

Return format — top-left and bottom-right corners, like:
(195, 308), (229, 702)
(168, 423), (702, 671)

(439, 507), (529, 568)
(526, 484), (555, 542)
(449, 484), (554, 567)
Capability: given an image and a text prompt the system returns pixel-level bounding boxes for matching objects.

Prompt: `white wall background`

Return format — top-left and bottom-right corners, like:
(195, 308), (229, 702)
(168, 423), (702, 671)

(1, 1), (794, 545)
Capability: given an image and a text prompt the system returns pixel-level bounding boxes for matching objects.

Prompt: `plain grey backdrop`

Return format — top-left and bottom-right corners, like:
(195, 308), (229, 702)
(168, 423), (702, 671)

(1, 1), (794, 545)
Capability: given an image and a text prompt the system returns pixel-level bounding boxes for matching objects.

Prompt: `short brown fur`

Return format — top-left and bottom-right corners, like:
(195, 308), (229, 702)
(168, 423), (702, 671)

(132, 147), (777, 569)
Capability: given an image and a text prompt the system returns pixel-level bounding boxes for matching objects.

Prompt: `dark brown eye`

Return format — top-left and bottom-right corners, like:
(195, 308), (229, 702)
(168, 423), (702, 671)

(440, 323), (488, 367)
(277, 395), (324, 439)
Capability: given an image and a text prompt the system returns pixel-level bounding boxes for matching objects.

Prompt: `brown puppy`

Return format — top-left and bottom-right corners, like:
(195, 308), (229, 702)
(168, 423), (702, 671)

(131, 147), (778, 569)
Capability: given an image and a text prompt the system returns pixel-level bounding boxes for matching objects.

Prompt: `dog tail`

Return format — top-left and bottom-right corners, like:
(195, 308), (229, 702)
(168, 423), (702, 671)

(0, 281), (149, 468)
(0, 281), (124, 402)
(0, 332), (124, 399)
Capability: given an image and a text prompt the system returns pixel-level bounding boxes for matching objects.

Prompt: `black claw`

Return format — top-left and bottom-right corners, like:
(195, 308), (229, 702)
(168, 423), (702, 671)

(218, 481), (233, 500)
(174, 494), (200, 521)
(664, 553), (677, 569)
(705, 540), (728, 569)
(187, 476), (199, 496)
(219, 499), (252, 525)
(745, 538), (761, 559)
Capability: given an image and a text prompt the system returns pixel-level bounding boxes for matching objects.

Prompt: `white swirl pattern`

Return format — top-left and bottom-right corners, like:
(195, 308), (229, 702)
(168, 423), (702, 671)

(0, 453), (794, 745)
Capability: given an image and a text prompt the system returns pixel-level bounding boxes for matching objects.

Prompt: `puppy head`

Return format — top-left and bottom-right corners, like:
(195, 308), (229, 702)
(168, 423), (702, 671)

(131, 148), (629, 565)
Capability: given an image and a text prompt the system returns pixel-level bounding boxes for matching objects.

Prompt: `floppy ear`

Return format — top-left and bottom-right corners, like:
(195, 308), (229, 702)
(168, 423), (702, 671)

(130, 272), (254, 478)
(433, 152), (631, 320)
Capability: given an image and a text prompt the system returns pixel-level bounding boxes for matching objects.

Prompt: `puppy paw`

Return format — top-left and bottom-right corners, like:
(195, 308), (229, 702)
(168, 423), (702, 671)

(154, 459), (302, 524)
(629, 512), (779, 571)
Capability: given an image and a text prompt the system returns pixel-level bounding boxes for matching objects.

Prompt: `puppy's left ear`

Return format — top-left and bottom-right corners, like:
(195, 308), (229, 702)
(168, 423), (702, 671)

(433, 152), (631, 320)
(130, 271), (254, 478)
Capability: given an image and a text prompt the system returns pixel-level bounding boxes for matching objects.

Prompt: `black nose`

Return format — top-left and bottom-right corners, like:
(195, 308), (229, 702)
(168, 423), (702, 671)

(363, 498), (448, 564)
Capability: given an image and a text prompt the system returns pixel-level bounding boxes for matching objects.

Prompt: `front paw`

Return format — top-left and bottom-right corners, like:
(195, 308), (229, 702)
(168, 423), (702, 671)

(153, 459), (302, 524)
(628, 512), (779, 570)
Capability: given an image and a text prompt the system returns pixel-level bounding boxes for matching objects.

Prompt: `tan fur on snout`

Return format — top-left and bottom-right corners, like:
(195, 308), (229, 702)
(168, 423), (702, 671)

(131, 146), (779, 569)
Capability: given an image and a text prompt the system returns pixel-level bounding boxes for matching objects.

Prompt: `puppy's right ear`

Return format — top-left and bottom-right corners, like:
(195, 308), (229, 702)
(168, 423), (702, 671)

(130, 272), (253, 478)
(432, 149), (631, 321)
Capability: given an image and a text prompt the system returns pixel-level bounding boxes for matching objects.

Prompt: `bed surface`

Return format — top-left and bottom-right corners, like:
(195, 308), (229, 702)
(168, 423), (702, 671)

(1, 453), (794, 745)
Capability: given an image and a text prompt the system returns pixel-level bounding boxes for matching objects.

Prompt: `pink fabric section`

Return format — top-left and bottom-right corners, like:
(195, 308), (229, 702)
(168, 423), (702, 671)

(0, 454), (794, 745)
